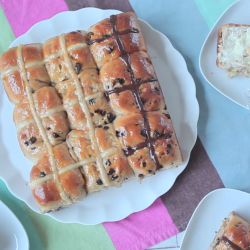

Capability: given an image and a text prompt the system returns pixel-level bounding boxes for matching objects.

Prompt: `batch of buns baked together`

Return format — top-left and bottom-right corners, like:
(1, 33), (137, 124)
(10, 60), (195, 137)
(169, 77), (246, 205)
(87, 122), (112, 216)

(0, 12), (182, 212)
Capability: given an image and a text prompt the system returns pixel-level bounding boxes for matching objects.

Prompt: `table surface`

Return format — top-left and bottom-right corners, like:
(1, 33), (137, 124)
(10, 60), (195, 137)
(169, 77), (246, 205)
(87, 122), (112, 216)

(1, 0), (249, 249)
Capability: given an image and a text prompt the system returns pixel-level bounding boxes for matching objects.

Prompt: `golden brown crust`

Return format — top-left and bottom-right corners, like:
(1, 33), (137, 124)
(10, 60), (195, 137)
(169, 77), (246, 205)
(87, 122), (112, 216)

(1, 12), (182, 212)
(115, 12), (141, 33)
(66, 130), (104, 192)
(211, 212), (250, 250)
(128, 147), (157, 177)
(32, 180), (63, 209)
(89, 38), (120, 68)
(68, 46), (96, 71)
(33, 87), (69, 145)
(44, 32), (96, 78)
(81, 163), (104, 193)
(103, 152), (133, 184)
(41, 112), (69, 145)
(89, 12), (142, 40)
(79, 68), (102, 96)
(120, 32), (146, 54)
(154, 137), (182, 167)
(66, 103), (87, 130)
(59, 169), (85, 201)
(26, 66), (51, 92)
(95, 124), (120, 152)
(130, 51), (156, 80)
(43, 36), (61, 57)
(53, 143), (86, 200)
(44, 31), (113, 191)
(147, 112), (173, 138)
(34, 87), (62, 114)
(14, 101), (45, 160)
(224, 213), (250, 249)
(0, 44), (51, 104)
(139, 82), (165, 111)
(18, 123), (45, 160)
(109, 90), (139, 114)
(45, 55), (71, 82)
(55, 81), (86, 130)
(2, 70), (26, 104)
(64, 31), (87, 47)
(22, 44), (44, 64)
(30, 143), (86, 210)
(53, 143), (75, 168)
(86, 93), (116, 127)
(89, 33), (146, 68)
(0, 47), (18, 72)
(94, 12), (182, 178)
(13, 100), (33, 124)
(88, 18), (112, 40)
(114, 114), (146, 148)
(99, 51), (156, 93)
(100, 55), (133, 91)
(66, 130), (96, 161)
(30, 154), (53, 180)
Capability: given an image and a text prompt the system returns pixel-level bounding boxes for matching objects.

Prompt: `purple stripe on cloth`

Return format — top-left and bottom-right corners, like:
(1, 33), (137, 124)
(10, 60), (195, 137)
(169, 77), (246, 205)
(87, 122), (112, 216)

(104, 198), (178, 250)
(0, 0), (68, 36)
(162, 138), (224, 231)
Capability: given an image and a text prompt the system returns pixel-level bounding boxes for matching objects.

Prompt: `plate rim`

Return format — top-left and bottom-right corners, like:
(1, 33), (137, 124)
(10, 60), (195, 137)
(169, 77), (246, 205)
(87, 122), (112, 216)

(198, 0), (248, 109)
(180, 188), (250, 249)
(0, 7), (199, 224)
(0, 200), (29, 250)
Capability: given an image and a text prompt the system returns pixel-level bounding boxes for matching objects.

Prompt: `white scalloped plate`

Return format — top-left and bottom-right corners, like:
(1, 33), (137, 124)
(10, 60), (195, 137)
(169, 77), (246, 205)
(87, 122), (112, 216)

(199, 0), (250, 109)
(180, 188), (250, 250)
(0, 8), (199, 224)
(0, 201), (29, 250)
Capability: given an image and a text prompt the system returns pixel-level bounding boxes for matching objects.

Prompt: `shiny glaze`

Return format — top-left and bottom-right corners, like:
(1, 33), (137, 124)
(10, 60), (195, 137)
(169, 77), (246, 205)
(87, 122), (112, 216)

(105, 78), (158, 95)
(108, 15), (162, 169)
(88, 28), (139, 45)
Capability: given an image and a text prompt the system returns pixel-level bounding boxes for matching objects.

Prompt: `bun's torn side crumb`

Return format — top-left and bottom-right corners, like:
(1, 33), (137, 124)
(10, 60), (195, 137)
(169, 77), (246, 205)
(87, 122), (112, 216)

(217, 24), (250, 77)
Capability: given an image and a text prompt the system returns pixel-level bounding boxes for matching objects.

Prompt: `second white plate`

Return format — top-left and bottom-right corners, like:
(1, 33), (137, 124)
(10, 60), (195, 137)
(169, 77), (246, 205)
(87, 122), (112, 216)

(0, 201), (29, 250)
(199, 0), (250, 109)
(0, 8), (198, 224)
(181, 188), (250, 250)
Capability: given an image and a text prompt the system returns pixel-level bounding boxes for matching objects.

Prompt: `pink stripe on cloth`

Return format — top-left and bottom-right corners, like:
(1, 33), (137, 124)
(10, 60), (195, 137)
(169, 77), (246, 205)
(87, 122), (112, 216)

(104, 198), (179, 250)
(0, 0), (68, 36)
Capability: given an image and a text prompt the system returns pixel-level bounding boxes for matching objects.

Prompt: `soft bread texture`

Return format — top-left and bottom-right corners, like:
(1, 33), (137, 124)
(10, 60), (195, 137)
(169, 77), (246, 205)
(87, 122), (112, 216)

(217, 24), (250, 77)
(0, 12), (182, 212)
(210, 212), (250, 250)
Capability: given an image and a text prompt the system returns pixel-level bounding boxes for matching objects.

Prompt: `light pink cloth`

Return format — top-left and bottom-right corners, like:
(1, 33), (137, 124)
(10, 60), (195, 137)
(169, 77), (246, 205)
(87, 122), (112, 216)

(0, 0), (68, 36)
(104, 198), (179, 250)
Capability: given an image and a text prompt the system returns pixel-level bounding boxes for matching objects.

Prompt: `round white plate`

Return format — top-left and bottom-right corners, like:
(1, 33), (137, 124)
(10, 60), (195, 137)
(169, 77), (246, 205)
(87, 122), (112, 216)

(199, 0), (250, 109)
(180, 188), (250, 250)
(0, 201), (29, 250)
(0, 8), (198, 224)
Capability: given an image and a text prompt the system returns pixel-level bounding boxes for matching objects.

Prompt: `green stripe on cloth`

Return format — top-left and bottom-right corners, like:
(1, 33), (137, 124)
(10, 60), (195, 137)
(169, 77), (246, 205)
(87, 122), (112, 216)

(0, 180), (115, 250)
(0, 8), (14, 55)
(194, 0), (235, 28)
(30, 215), (115, 250)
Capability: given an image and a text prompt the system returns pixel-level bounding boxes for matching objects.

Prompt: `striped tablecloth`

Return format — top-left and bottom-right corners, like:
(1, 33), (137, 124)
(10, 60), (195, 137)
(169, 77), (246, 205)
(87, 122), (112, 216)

(1, 0), (248, 249)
